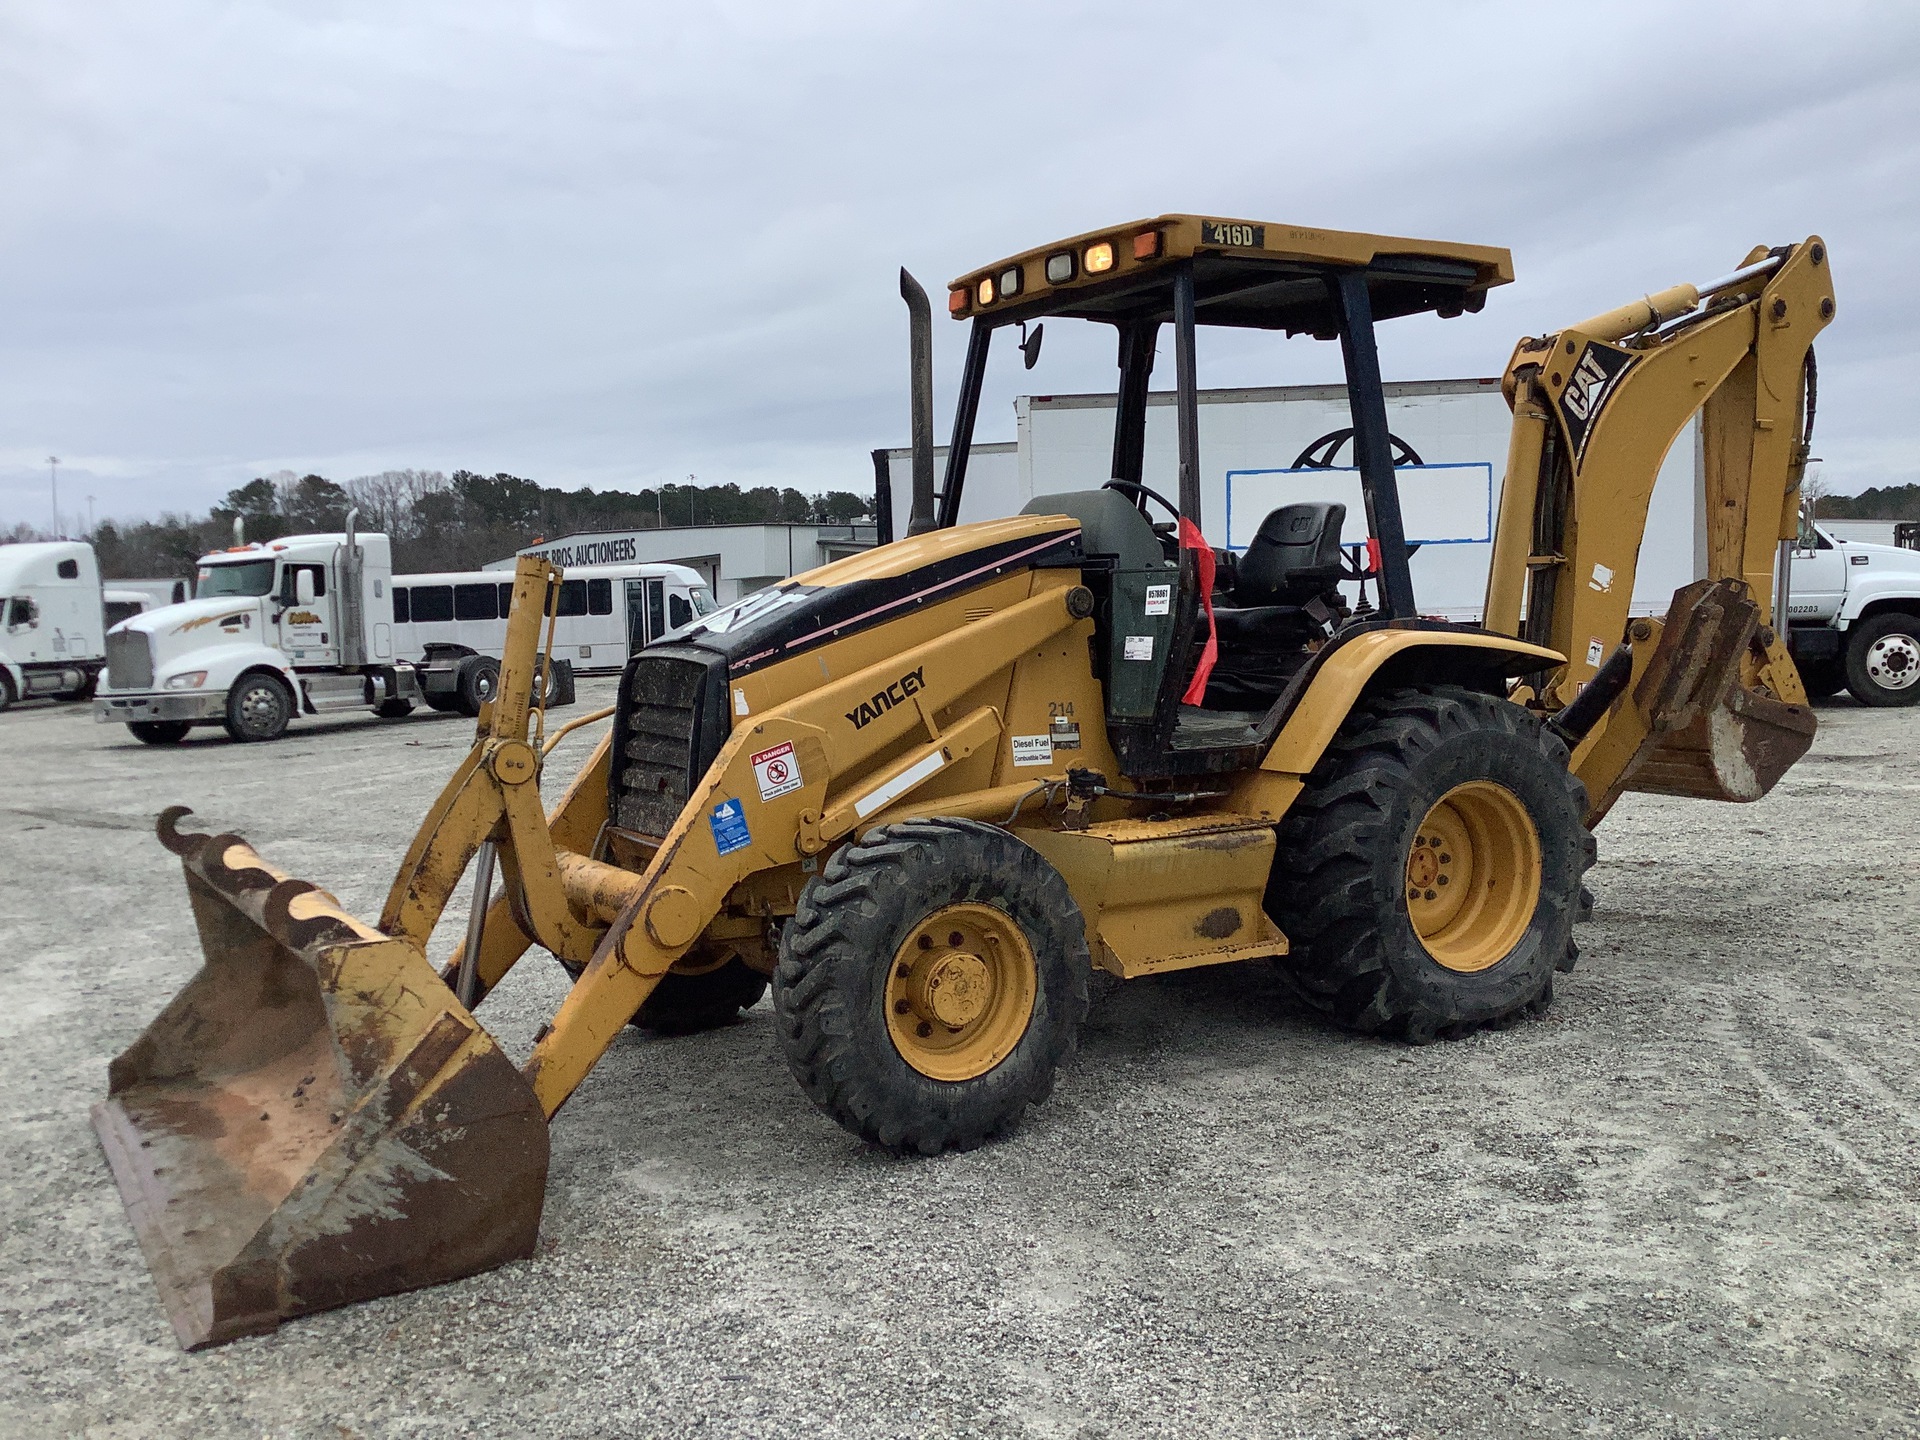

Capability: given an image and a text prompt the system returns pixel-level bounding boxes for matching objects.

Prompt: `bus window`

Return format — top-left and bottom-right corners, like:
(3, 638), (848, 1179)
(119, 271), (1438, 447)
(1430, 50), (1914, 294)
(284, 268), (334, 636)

(669, 592), (692, 629)
(556, 579), (587, 616)
(588, 579), (612, 615)
(392, 587), (411, 623)
(455, 583), (498, 621)
(498, 583), (514, 616)
(410, 585), (454, 622)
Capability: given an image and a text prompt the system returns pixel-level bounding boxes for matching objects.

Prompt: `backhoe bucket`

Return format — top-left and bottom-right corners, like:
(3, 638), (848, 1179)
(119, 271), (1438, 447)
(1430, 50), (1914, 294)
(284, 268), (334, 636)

(92, 808), (548, 1349)
(1588, 578), (1816, 820)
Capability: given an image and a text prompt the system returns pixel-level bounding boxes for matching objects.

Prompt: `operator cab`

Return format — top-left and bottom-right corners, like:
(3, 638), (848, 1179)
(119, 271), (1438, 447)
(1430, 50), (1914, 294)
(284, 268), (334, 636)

(917, 215), (1512, 777)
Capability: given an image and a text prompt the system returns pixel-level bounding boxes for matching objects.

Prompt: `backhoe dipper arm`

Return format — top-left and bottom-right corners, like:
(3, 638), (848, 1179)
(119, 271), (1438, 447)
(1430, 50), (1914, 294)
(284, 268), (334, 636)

(1483, 238), (1833, 817)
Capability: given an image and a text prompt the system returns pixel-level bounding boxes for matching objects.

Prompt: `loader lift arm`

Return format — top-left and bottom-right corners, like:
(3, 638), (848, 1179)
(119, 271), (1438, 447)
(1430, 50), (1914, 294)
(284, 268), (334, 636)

(1482, 237), (1833, 821)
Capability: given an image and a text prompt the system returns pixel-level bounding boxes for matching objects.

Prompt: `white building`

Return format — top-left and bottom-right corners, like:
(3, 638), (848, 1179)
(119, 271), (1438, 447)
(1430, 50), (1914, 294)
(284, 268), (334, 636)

(488, 523), (877, 604)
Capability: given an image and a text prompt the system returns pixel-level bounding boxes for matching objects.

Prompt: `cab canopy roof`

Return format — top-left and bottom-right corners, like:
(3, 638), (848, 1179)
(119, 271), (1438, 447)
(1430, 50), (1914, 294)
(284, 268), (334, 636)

(948, 215), (1512, 336)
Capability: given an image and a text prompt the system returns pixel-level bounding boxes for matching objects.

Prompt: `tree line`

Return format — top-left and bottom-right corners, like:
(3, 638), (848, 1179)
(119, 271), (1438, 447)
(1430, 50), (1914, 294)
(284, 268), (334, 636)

(1810, 483), (1920, 522)
(16, 470), (872, 579)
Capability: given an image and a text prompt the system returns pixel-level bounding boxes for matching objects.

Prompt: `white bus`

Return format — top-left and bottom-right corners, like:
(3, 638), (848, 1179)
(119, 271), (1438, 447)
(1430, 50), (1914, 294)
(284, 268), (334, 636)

(389, 562), (715, 675)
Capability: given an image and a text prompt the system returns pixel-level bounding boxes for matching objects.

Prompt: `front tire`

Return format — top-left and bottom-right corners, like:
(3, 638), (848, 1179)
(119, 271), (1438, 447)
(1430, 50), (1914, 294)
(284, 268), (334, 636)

(223, 673), (293, 742)
(374, 696), (415, 719)
(1269, 685), (1593, 1041)
(0, 672), (13, 713)
(1845, 612), (1920, 707)
(128, 720), (190, 745)
(773, 818), (1090, 1154)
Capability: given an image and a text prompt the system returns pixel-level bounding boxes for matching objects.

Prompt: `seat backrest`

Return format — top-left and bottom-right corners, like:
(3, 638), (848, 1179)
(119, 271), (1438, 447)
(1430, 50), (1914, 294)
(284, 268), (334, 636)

(1020, 490), (1164, 571)
(1234, 502), (1346, 606)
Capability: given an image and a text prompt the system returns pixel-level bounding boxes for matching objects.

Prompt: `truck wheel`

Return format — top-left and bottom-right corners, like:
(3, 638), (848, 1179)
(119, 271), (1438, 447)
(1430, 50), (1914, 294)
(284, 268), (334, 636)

(1845, 613), (1920, 707)
(224, 673), (293, 742)
(374, 697), (415, 719)
(456, 657), (500, 717)
(1269, 685), (1594, 1042)
(423, 691), (462, 714)
(773, 817), (1090, 1154)
(129, 721), (190, 745)
(0, 672), (13, 713)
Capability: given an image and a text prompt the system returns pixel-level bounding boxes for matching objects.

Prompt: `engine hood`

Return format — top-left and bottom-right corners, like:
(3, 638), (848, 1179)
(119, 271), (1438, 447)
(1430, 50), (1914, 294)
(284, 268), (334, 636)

(672, 514), (1081, 679)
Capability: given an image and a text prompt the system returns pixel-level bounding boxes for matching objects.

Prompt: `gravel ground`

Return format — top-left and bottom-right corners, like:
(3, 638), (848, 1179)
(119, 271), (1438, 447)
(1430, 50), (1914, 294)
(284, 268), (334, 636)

(2, 680), (1917, 1439)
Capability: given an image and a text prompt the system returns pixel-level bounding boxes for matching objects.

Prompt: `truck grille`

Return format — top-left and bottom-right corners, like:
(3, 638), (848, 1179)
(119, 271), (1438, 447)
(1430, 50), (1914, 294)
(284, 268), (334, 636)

(611, 652), (720, 836)
(107, 630), (154, 690)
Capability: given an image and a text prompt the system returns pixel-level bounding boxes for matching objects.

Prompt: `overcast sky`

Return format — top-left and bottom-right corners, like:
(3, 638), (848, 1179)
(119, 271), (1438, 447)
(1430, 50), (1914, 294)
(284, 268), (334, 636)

(2, 1), (1915, 531)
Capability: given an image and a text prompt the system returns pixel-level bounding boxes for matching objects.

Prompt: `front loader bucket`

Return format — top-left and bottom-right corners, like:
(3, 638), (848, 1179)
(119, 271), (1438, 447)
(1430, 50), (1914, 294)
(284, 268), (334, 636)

(91, 807), (548, 1349)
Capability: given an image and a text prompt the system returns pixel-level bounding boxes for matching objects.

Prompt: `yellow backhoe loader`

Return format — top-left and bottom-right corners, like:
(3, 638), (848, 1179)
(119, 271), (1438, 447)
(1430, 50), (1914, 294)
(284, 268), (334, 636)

(94, 216), (1831, 1348)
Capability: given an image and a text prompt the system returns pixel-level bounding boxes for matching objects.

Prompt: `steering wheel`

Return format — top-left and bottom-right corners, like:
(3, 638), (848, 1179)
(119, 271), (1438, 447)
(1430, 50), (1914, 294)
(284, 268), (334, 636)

(1101, 480), (1182, 536)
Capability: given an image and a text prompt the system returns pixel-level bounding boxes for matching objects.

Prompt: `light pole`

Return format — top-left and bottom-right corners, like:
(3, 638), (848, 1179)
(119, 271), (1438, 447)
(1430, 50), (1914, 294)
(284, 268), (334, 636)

(47, 456), (59, 538)
(687, 474), (697, 527)
(87, 495), (95, 535)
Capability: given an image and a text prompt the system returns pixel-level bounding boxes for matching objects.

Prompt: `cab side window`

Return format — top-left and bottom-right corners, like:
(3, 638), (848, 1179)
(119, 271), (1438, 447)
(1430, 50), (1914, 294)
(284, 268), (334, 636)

(279, 564), (327, 602)
(669, 592), (692, 629)
(57, 559), (79, 580)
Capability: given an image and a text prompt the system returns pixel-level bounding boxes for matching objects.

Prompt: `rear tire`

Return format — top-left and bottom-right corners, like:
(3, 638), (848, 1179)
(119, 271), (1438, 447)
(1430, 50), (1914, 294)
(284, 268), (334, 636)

(456, 657), (500, 717)
(223, 673), (293, 742)
(0, 672), (13, 713)
(1844, 613), (1920, 707)
(374, 697), (415, 719)
(1269, 684), (1593, 1041)
(128, 720), (190, 745)
(773, 818), (1089, 1154)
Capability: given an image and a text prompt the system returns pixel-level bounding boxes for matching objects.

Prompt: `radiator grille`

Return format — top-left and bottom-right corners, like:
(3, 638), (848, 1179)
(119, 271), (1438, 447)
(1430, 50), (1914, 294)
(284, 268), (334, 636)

(106, 630), (154, 690)
(612, 654), (711, 836)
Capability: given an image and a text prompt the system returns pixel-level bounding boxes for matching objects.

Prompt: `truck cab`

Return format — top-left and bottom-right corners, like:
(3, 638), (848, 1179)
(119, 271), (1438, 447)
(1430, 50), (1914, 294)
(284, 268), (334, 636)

(94, 523), (419, 744)
(1785, 518), (1920, 706)
(0, 540), (111, 710)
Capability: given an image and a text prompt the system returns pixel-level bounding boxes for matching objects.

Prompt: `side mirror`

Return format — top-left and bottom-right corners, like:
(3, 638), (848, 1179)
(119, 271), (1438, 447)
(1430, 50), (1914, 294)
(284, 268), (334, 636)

(294, 569), (316, 606)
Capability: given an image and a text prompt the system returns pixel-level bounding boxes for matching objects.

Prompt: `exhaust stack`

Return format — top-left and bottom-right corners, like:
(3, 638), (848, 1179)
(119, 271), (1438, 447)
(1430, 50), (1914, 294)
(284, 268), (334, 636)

(899, 268), (936, 536)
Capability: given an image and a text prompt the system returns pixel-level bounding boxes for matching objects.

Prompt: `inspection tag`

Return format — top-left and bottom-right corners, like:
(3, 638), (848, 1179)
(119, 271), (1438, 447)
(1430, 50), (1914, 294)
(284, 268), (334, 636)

(709, 799), (752, 856)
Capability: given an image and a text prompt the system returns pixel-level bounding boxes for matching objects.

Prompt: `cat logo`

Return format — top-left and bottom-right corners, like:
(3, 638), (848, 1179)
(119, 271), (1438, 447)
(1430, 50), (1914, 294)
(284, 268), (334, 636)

(1557, 342), (1634, 464)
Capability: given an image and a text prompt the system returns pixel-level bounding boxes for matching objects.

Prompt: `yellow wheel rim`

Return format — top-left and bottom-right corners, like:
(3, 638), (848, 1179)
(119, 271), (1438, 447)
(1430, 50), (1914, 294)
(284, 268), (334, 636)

(885, 903), (1037, 1081)
(1405, 781), (1542, 973)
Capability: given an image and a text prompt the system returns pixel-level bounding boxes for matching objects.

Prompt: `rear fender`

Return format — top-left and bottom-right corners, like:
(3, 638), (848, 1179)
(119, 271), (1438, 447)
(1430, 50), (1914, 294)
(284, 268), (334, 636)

(1258, 630), (1564, 778)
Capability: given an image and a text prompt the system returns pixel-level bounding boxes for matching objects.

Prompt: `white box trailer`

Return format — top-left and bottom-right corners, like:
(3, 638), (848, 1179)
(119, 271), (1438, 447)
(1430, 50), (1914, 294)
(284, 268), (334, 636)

(884, 379), (1702, 622)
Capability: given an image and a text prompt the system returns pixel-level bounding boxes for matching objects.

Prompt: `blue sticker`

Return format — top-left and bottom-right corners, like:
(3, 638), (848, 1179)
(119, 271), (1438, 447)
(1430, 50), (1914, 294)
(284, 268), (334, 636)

(709, 798), (752, 856)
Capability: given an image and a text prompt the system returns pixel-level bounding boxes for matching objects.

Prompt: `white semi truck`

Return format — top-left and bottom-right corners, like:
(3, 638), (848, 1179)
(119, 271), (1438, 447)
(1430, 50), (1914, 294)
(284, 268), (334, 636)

(95, 518), (445, 743)
(882, 378), (1920, 706)
(94, 516), (717, 744)
(0, 541), (171, 711)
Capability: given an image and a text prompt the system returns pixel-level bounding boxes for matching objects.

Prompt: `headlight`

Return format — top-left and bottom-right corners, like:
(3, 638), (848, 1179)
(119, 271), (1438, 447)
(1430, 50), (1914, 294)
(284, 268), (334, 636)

(976, 275), (995, 305)
(998, 266), (1022, 298)
(1044, 251), (1075, 284)
(1084, 241), (1115, 274)
(164, 671), (208, 690)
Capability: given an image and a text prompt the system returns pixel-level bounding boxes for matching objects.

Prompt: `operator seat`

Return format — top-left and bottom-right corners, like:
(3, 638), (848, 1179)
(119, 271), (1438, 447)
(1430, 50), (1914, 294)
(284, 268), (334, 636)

(1204, 501), (1348, 706)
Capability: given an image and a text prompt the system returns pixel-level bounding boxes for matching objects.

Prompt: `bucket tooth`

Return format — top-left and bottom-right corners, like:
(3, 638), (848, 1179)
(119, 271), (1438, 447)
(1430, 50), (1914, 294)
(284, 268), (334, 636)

(93, 808), (549, 1349)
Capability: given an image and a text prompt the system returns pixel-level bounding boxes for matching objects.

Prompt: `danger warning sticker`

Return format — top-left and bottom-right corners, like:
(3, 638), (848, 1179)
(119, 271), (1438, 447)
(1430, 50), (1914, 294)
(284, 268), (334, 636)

(750, 740), (804, 802)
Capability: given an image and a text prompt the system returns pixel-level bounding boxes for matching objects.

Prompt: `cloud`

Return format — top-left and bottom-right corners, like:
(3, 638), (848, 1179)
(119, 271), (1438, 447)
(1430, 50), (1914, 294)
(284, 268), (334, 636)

(0, 0), (1914, 529)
